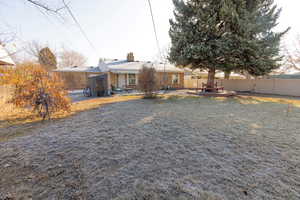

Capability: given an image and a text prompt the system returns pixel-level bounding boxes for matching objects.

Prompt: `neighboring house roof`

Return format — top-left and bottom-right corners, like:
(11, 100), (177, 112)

(54, 66), (102, 73)
(184, 68), (245, 78)
(0, 44), (15, 66)
(270, 72), (300, 79)
(56, 60), (184, 74)
(269, 67), (300, 79)
(273, 68), (300, 75)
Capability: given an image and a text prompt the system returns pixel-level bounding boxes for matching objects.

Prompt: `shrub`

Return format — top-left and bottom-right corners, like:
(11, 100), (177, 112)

(138, 65), (159, 98)
(0, 62), (70, 119)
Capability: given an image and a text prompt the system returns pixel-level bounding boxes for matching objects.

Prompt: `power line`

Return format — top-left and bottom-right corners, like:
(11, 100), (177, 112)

(147, 0), (167, 91)
(62, 0), (97, 53)
(26, 0), (65, 13)
(33, 5), (75, 50)
(147, 0), (162, 59)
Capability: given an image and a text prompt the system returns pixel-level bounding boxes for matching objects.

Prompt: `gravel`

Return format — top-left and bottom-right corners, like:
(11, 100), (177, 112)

(0, 96), (299, 200)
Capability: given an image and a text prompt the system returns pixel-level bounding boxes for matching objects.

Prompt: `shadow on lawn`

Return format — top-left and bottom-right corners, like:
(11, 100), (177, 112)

(159, 93), (300, 107)
(0, 95), (142, 142)
(156, 94), (300, 119)
(1, 93), (300, 142)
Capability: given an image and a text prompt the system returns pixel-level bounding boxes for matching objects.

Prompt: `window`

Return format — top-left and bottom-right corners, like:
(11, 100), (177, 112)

(172, 74), (179, 84)
(128, 74), (136, 85)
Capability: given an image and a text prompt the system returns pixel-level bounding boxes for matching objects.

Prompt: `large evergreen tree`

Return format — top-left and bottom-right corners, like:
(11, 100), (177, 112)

(38, 47), (57, 71)
(169, 0), (289, 89)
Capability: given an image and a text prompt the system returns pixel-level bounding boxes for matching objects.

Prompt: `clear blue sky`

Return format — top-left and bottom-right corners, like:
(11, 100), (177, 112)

(0, 0), (299, 65)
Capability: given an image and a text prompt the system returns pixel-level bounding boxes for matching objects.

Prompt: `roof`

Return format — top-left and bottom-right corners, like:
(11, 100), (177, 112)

(270, 72), (300, 79)
(56, 60), (184, 74)
(99, 59), (184, 73)
(0, 44), (15, 66)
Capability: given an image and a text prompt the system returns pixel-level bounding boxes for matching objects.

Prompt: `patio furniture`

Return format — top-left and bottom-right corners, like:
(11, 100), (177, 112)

(124, 87), (134, 93)
(200, 82), (224, 92)
(83, 87), (92, 97)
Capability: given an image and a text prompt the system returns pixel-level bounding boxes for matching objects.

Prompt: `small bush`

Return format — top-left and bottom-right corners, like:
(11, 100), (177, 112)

(138, 66), (159, 98)
(0, 62), (70, 119)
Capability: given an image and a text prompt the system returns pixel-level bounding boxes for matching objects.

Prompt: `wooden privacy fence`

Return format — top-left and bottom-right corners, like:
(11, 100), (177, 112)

(219, 79), (300, 96)
(184, 79), (208, 89)
(184, 78), (300, 96)
(53, 71), (102, 90)
(184, 79), (223, 90)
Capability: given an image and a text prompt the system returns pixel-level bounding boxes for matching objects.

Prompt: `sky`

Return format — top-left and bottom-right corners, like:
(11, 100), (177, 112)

(0, 0), (299, 66)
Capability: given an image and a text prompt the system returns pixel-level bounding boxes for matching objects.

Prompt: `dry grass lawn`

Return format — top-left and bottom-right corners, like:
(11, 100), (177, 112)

(0, 94), (299, 199)
(0, 95), (142, 141)
(0, 95), (142, 127)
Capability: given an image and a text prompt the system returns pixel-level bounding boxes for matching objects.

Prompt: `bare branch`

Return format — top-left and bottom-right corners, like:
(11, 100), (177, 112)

(26, 41), (43, 59)
(59, 48), (87, 68)
(0, 30), (17, 45)
(25, 0), (66, 13)
(283, 37), (300, 72)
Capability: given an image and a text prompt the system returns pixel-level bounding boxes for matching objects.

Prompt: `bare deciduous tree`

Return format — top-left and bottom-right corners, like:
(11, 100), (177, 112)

(283, 38), (300, 72)
(26, 41), (43, 59)
(59, 49), (87, 68)
(24, 41), (57, 70)
(0, 1), (66, 65)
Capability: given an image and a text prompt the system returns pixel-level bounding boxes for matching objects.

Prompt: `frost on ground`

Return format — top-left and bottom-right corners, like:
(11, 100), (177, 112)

(0, 96), (299, 200)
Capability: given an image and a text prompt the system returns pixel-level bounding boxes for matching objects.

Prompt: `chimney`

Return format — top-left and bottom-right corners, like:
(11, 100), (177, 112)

(127, 52), (134, 62)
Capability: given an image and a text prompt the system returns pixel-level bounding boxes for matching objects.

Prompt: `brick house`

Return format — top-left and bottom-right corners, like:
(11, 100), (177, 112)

(55, 53), (184, 91)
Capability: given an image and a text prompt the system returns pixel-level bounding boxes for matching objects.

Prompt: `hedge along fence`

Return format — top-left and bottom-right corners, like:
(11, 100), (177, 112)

(219, 79), (300, 96)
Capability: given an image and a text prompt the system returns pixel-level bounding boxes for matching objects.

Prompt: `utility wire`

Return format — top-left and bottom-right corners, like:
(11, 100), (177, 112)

(62, 0), (97, 53)
(147, 0), (167, 91)
(33, 5), (75, 50)
(147, 0), (162, 59)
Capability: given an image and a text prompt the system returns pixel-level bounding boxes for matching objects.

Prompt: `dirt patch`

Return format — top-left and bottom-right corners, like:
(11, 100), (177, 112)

(0, 97), (299, 199)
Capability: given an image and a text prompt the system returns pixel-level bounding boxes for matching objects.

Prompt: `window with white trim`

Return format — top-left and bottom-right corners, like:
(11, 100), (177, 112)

(128, 74), (136, 85)
(172, 74), (179, 84)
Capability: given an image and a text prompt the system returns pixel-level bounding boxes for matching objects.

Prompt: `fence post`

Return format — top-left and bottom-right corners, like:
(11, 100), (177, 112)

(272, 79), (276, 94)
(252, 79), (256, 93)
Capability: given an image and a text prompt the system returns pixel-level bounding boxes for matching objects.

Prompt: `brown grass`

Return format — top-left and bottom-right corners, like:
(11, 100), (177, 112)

(160, 93), (300, 107)
(236, 95), (300, 107)
(1, 92), (300, 142)
(0, 95), (142, 128)
(2, 93), (300, 129)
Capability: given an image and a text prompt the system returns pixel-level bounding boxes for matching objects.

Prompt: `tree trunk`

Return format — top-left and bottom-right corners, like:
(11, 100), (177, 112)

(206, 68), (215, 92)
(224, 71), (231, 80)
